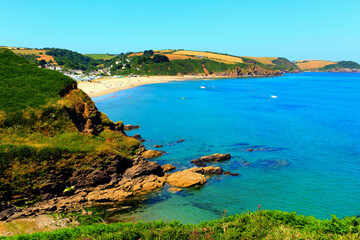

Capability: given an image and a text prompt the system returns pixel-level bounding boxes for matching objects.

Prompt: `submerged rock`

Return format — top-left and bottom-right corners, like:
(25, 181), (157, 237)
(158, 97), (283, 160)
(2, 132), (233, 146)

(191, 153), (231, 166)
(252, 159), (289, 169)
(189, 166), (223, 175)
(154, 145), (163, 148)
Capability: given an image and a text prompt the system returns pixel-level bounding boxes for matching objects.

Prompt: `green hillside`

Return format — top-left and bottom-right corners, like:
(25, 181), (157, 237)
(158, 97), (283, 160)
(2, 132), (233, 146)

(320, 61), (360, 71)
(0, 49), (139, 209)
(44, 48), (102, 71)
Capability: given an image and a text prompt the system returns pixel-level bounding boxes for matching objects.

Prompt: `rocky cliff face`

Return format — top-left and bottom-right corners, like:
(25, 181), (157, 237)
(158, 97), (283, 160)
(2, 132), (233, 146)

(211, 65), (282, 77)
(0, 87), (165, 220)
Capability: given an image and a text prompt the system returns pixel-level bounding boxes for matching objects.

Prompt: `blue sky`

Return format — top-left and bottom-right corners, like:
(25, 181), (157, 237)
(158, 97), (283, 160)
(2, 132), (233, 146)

(1, 0), (360, 62)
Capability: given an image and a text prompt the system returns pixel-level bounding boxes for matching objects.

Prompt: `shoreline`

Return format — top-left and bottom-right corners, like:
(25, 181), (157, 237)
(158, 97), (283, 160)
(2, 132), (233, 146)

(77, 75), (267, 98)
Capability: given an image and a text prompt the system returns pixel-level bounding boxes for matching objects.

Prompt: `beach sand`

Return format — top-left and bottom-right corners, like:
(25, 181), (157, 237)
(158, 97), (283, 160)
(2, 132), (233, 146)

(78, 75), (229, 98)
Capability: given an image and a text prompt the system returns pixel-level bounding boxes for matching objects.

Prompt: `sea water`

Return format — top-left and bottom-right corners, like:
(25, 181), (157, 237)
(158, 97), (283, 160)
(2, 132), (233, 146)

(93, 72), (360, 223)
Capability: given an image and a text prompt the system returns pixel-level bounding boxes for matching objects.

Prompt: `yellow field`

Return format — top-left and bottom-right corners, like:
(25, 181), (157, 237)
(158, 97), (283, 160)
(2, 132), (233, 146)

(8, 49), (56, 63)
(295, 60), (337, 70)
(243, 56), (278, 65)
(174, 50), (243, 64)
(162, 54), (196, 60)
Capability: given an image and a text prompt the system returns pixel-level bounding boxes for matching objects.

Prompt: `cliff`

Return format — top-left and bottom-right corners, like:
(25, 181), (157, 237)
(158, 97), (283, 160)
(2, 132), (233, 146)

(0, 49), (165, 220)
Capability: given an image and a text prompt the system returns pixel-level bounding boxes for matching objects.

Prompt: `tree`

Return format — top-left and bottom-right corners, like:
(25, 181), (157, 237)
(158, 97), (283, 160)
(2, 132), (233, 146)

(144, 50), (154, 56)
(153, 54), (169, 63)
(39, 59), (47, 68)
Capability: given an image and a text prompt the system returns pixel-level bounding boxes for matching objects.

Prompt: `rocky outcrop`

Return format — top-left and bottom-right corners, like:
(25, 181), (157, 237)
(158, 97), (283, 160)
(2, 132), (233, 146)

(141, 150), (164, 159)
(191, 153), (231, 166)
(124, 125), (140, 131)
(162, 164), (176, 172)
(166, 170), (206, 188)
(189, 166), (224, 175)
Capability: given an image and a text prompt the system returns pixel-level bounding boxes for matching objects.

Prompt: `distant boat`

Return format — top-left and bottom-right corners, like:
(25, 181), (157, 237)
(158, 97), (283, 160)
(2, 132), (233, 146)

(200, 86), (206, 89)
(271, 95), (278, 98)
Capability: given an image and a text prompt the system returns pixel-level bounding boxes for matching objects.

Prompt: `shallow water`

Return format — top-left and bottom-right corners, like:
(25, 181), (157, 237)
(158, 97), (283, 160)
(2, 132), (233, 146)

(93, 72), (360, 223)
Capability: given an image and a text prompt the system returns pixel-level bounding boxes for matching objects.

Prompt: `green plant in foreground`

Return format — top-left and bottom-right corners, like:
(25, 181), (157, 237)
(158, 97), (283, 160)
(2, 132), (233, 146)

(3, 210), (360, 239)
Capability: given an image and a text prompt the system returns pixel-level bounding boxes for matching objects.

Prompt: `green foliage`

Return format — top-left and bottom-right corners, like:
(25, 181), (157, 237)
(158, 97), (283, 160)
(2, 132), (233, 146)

(320, 61), (360, 70)
(272, 57), (300, 71)
(5, 210), (360, 239)
(0, 48), (76, 113)
(17, 54), (39, 65)
(45, 48), (101, 71)
(153, 54), (169, 63)
(143, 50), (154, 56)
(85, 54), (115, 60)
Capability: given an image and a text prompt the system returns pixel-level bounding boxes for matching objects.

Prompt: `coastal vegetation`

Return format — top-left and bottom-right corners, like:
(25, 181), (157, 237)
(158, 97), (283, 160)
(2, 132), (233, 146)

(0, 48), (140, 210)
(3, 210), (360, 239)
(44, 48), (102, 71)
(319, 61), (360, 71)
(85, 54), (115, 60)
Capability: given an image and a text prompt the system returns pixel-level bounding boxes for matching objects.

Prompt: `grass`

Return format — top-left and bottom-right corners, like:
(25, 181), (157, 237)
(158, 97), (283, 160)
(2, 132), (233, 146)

(3, 210), (360, 239)
(295, 60), (337, 70)
(243, 56), (278, 65)
(86, 54), (115, 60)
(0, 48), (75, 113)
(0, 49), (140, 207)
(174, 50), (244, 64)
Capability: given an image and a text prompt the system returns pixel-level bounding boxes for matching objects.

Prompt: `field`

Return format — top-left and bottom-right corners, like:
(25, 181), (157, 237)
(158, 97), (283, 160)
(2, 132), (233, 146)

(244, 56), (278, 65)
(7, 48), (56, 63)
(295, 60), (337, 70)
(85, 54), (115, 60)
(175, 50), (244, 64)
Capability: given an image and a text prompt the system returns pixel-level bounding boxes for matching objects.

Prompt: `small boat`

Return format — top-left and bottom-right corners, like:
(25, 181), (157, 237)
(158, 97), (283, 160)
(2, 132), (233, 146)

(271, 95), (278, 98)
(200, 86), (206, 89)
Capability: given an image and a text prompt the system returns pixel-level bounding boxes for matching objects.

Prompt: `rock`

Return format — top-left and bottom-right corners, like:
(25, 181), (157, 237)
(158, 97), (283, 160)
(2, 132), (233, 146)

(86, 188), (133, 202)
(176, 139), (184, 143)
(162, 164), (176, 172)
(166, 170), (206, 188)
(124, 125), (140, 131)
(123, 159), (164, 179)
(168, 187), (183, 193)
(189, 166), (223, 175)
(131, 134), (142, 140)
(120, 175), (166, 193)
(114, 121), (124, 131)
(141, 150), (163, 159)
(224, 171), (240, 176)
(140, 139), (145, 143)
(191, 153), (231, 166)
(154, 145), (163, 148)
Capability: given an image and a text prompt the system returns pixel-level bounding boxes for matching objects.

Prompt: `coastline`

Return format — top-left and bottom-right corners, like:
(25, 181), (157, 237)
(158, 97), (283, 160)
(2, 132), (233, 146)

(78, 75), (259, 98)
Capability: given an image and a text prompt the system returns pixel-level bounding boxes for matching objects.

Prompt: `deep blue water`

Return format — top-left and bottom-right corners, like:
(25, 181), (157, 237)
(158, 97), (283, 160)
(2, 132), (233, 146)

(93, 72), (360, 223)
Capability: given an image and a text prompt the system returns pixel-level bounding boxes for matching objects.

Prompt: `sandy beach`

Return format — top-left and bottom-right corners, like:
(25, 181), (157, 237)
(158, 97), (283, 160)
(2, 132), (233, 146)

(78, 75), (230, 98)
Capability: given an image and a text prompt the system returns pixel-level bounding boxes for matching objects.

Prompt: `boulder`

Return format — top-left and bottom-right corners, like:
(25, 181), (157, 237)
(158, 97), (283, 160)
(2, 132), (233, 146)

(191, 153), (231, 166)
(154, 145), (163, 148)
(166, 170), (206, 188)
(131, 134), (142, 140)
(162, 164), (176, 172)
(176, 139), (184, 143)
(141, 150), (163, 159)
(190, 166), (223, 175)
(123, 159), (164, 179)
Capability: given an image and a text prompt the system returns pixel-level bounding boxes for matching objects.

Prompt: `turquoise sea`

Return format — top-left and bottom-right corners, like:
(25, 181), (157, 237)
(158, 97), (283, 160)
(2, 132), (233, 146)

(93, 72), (360, 223)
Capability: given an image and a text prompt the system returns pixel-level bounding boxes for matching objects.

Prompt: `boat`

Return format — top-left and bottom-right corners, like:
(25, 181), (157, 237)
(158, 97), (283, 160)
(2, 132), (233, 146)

(271, 95), (278, 98)
(200, 86), (206, 89)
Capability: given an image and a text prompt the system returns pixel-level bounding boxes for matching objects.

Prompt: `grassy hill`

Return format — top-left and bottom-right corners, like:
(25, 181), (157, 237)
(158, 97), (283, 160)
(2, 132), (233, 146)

(127, 50), (300, 74)
(0, 48), (139, 209)
(85, 54), (115, 60)
(294, 60), (337, 70)
(320, 61), (360, 71)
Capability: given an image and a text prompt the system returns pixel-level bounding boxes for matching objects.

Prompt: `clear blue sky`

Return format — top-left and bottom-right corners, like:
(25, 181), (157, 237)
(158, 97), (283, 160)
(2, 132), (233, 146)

(2, 0), (360, 62)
